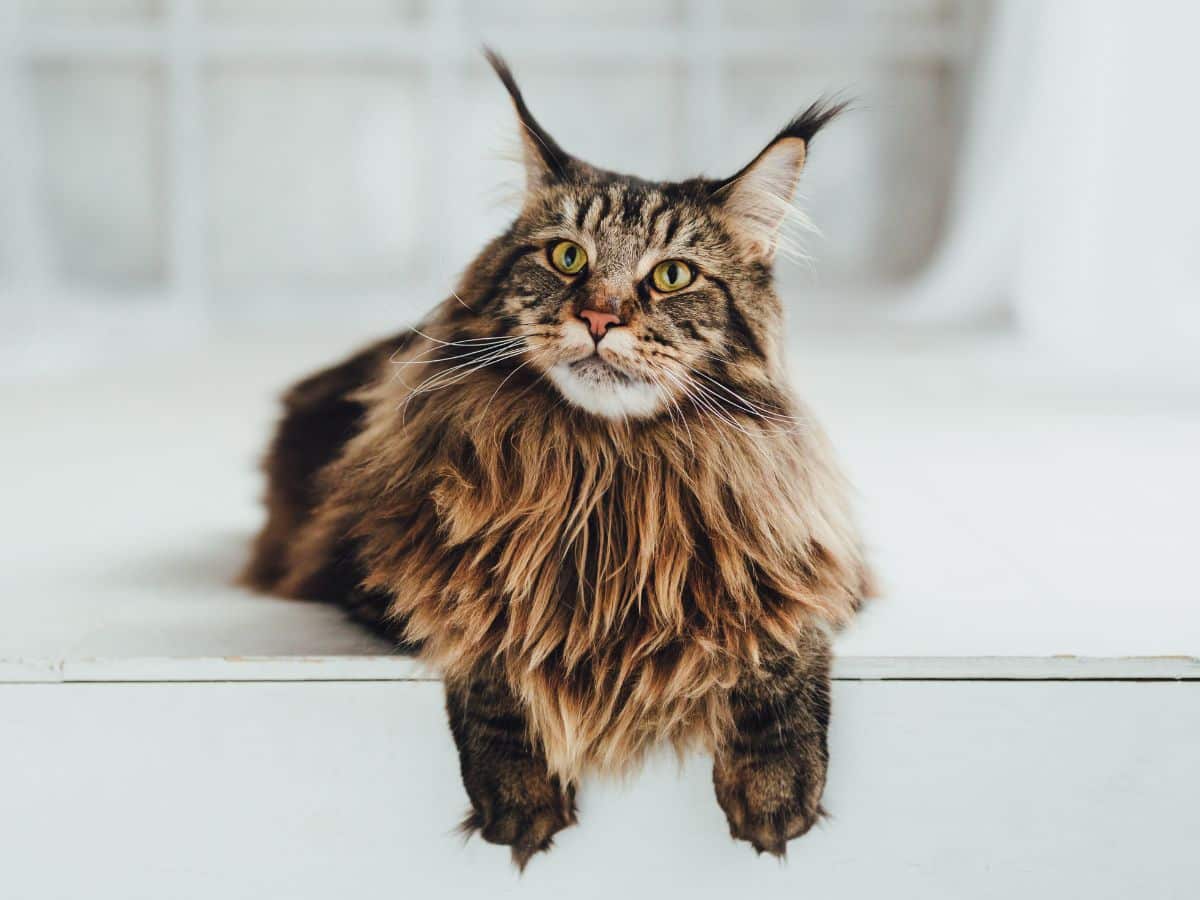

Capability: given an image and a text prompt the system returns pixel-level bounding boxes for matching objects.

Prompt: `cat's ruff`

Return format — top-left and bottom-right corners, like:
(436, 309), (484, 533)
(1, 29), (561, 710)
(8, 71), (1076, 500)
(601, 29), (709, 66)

(274, 356), (865, 779)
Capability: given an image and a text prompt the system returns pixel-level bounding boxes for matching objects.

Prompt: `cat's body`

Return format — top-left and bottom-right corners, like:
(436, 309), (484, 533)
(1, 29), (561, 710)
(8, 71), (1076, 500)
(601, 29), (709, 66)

(245, 52), (870, 867)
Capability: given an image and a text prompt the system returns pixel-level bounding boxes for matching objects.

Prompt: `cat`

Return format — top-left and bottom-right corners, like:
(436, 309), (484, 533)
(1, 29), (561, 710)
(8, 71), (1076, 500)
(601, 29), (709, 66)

(243, 50), (871, 868)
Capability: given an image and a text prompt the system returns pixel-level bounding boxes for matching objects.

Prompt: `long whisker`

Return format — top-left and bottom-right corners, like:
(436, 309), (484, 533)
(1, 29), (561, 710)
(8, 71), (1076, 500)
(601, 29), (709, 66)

(395, 344), (530, 420)
(689, 381), (804, 438)
(685, 377), (806, 436)
(639, 337), (805, 430)
(401, 327), (521, 350)
(645, 367), (696, 459)
(407, 346), (528, 397)
(480, 348), (545, 419)
(388, 340), (521, 389)
(690, 369), (807, 427)
(660, 369), (780, 463)
(390, 338), (522, 368)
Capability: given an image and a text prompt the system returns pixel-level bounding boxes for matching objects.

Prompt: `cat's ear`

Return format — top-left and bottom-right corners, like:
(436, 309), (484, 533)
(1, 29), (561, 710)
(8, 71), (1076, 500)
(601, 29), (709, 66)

(710, 99), (847, 261)
(485, 49), (575, 196)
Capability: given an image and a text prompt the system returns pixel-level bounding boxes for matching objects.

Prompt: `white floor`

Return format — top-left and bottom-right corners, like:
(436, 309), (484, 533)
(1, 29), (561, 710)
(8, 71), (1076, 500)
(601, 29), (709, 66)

(2, 325), (1197, 663)
(4, 679), (1197, 900)
(3, 325), (1198, 897)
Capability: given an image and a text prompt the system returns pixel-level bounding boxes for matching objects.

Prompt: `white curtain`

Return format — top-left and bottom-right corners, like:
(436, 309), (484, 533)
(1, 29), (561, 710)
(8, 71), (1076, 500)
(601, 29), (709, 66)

(906, 0), (1200, 378)
(1017, 0), (1200, 374)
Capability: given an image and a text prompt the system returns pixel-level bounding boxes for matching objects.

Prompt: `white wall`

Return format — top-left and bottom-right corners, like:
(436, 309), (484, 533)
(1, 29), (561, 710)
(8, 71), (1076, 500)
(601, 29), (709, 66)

(1, 0), (975, 347)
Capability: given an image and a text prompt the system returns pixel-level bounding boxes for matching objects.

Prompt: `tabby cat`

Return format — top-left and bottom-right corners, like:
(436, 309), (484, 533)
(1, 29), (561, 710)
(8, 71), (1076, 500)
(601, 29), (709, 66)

(244, 51), (870, 868)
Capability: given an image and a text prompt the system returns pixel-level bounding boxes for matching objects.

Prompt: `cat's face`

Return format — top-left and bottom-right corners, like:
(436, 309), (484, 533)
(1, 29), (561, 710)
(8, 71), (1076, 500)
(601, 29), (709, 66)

(451, 53), (842, 422)
(497, 177), (774, 420)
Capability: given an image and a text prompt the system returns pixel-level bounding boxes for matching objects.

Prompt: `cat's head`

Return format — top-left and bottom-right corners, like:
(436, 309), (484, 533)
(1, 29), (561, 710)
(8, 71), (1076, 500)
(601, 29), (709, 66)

(451, 51), (844, 422)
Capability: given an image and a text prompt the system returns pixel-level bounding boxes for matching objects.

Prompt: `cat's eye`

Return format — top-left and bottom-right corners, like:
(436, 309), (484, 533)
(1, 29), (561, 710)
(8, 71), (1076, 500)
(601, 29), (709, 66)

(550, 240), (587, 275)
(651, 259), (693, 293)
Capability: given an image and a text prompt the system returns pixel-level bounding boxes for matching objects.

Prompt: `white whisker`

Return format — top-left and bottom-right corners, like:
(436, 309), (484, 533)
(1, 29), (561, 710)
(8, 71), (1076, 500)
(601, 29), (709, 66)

(390, 338), (521, 368)
(394, 343), (531, 421)
(689, 369), (807, 432)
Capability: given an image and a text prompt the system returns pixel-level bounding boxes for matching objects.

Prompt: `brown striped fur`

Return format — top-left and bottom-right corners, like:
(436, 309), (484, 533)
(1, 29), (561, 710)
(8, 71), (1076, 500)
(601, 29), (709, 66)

(244, 52), (869, 865)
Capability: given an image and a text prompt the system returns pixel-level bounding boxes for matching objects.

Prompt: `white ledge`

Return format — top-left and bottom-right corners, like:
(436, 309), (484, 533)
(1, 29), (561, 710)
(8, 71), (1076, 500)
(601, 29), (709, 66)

(2, 654), (1197, 685)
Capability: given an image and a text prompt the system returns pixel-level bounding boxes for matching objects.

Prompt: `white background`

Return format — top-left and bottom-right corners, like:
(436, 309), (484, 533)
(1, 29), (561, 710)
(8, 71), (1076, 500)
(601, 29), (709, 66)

(2, 0), (977, 367)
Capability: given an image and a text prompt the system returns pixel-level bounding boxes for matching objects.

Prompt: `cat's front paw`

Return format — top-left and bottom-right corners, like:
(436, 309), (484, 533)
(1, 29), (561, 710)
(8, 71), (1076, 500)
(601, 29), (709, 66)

(712, 745), (826, 857)
(460, 767), (577, 870)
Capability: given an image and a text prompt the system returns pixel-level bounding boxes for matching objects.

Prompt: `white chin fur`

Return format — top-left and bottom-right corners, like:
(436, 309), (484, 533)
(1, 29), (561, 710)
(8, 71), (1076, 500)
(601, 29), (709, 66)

(547, 360), (664, 420)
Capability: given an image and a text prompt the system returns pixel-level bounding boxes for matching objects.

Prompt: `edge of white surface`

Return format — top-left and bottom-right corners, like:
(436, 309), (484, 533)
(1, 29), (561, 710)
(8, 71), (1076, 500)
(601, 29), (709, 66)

(1, 655), (1197, 684)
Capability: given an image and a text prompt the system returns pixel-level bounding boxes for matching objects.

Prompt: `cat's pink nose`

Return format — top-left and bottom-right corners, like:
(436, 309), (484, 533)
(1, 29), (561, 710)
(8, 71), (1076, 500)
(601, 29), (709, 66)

(577, 308), (622, 339)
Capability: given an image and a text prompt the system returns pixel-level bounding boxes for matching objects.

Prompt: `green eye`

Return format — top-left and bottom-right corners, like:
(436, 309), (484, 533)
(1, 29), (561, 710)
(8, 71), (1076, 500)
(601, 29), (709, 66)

(652, 259), (693, 292)
(550, 240), (587, 275)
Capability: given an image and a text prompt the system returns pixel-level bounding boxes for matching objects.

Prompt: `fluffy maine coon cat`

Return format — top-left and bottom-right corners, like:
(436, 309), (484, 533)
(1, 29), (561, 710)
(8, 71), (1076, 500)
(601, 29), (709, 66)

(244, 51), (871, 868)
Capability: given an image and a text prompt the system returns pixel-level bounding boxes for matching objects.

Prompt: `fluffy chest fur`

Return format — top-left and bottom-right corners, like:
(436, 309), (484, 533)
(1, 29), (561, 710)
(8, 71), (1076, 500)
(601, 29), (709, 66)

(303, 355), (867, 780)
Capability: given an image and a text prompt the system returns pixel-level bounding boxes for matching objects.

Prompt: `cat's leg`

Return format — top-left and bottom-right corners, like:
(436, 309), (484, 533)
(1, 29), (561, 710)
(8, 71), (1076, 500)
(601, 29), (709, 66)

(242, 331), (409, 592)
(713, 629), (832, 857)
(445, 661), (577, 869)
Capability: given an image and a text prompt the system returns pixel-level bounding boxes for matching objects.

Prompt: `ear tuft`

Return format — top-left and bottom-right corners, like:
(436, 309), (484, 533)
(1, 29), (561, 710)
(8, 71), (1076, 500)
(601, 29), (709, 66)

(711, 96), (849, 261)
(484, 47), (573, 193)
(773, 97), (850, 150)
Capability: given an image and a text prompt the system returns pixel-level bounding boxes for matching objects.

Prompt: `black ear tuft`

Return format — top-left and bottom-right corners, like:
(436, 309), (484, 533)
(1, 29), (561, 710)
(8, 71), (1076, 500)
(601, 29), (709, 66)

(710, 96), (850, 197)
(483, 47), (572, 186)
(706, 95), (850, 261)
(771, 97), (851, 149)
